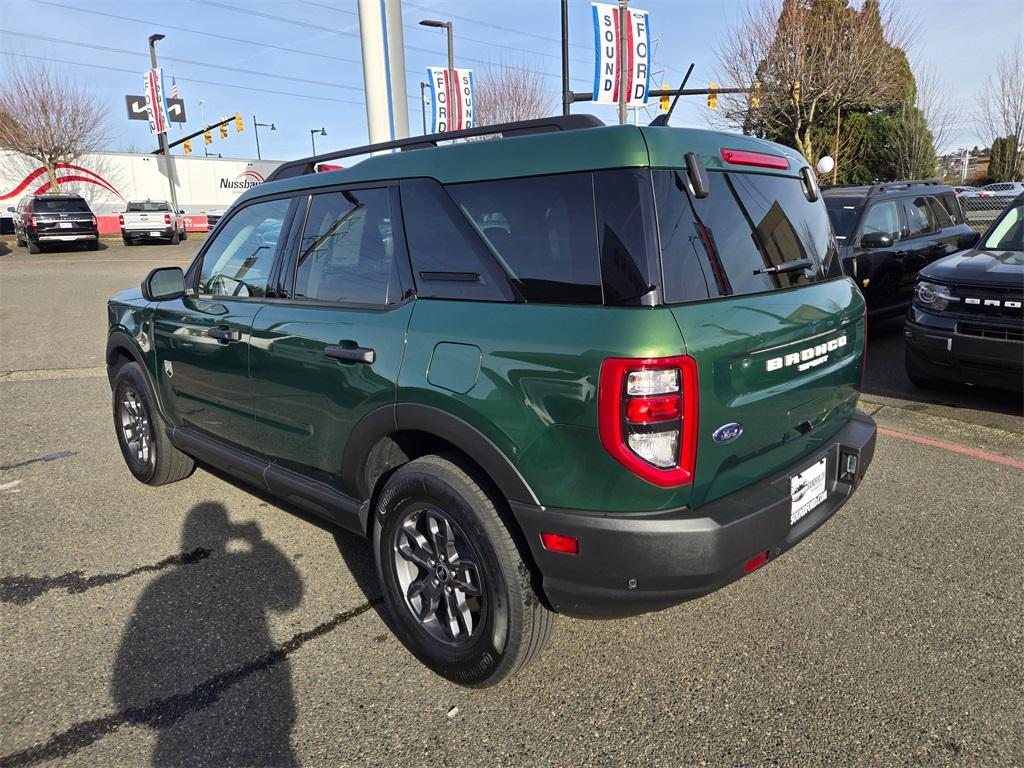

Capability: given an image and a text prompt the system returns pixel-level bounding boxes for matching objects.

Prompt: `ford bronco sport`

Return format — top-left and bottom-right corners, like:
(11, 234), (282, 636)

(107, 116), (876, 687)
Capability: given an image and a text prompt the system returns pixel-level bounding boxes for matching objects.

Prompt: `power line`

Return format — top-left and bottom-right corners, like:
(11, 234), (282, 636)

(1, 31), (368, 93)
(0, 50), (368, 106)
(31, 0), (362, 66)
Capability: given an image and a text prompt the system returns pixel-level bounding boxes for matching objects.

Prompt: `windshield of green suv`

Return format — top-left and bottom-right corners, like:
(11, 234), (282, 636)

(655, 170), (842, 303)
(981, 200), (1023, 252)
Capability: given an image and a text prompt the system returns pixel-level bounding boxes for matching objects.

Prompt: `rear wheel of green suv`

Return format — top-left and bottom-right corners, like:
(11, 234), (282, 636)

(373, 454), (555, 687)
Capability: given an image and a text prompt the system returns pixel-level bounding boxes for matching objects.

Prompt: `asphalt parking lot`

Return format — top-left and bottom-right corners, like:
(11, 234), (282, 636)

(1, 240), (1022, 767)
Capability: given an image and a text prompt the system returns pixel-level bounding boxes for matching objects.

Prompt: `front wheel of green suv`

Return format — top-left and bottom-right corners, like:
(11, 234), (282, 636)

(373, 454), (555, 687)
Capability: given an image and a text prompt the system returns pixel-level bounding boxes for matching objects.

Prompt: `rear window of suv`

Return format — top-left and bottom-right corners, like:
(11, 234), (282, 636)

(30, 198), (91, 213)
(656, 170), (841, 303)
(126, 202), (171, 212)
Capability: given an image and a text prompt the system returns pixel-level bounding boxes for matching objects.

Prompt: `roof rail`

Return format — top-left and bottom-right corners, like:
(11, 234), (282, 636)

(265, 114), (605, 183)
(867, 179), (943, 195)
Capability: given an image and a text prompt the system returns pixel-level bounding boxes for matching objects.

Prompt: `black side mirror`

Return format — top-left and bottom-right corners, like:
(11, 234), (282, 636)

(860, 232), (893, 249)
(179, 209), (186, 215)
(957, 231), (980, 250)
(142, 266), (186, 301)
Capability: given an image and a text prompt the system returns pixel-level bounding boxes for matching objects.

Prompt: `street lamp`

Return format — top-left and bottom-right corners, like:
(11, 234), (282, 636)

(420, 81), (429, 134)
(419, 18), (454, 72)
(254, 116), (276, 160)
(146, 33), (179, 214)
(310, 127), (326, 155)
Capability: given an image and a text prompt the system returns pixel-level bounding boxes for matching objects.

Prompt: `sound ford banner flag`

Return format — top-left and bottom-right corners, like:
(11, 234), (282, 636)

(427, 67), (475, 132)
(143, 68), (170, 135)
(591, 3), (651, 106)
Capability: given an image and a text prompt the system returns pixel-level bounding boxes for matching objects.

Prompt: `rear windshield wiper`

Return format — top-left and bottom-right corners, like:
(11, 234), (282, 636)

(753, 257), (816, 276)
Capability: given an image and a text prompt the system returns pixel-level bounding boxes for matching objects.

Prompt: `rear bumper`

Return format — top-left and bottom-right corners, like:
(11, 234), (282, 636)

(511, 412), (877, 619)
(904, 309), (1023, 390)
(31, 231), (97, 242)
(122, 227), (175, 239)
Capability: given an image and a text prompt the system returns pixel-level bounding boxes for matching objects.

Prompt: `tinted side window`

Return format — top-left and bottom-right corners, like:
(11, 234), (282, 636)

(446, 173), (602, 303)
(399, 178), (513, 301)
(294, 188), (401, 305)
(198, 198), (290, 297)
(594, 169), (660, 305)
(937, 192), (964, 224)
(861, 200), (901, 240)
(902, 196), (937, 237)
(926, 196), (953, 228)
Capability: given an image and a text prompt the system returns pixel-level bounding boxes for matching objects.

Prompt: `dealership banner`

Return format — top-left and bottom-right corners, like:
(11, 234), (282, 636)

(143, 68), (170, 135)
(427, 67), (475, 132)
(591, 3), (651, 106)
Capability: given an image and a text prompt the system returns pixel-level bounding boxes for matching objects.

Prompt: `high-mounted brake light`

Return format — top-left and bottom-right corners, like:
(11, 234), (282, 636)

(598, 355), (698, 487)
(721, 148), (789, 170)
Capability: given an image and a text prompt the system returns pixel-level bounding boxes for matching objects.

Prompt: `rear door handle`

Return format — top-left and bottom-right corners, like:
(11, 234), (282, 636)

(207, 327), (241, 342)
(324, 344), (375, 364)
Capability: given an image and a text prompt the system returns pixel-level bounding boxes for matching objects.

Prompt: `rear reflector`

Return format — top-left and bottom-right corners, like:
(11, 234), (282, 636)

(540, 532), (578, 555)
(721, 148), (789, 170)
(744, 550), (770, 573)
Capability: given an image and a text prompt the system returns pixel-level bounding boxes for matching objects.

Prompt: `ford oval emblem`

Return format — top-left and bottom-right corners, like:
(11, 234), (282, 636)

(712, 422), (743, 444)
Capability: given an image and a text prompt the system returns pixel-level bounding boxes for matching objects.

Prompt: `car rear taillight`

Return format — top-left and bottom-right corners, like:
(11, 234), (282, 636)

(598, 355), (698, 487)
(118, 214), (124, 226)
(164, 213), (171, 225)
(24, 214), (36, 228)
(91, 214), (97, 227)
(720, 148), (789, 170)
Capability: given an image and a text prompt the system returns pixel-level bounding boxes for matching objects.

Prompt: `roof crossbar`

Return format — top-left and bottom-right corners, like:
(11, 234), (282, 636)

(867, 180), (942, 195)
(265, 114), (605, 183)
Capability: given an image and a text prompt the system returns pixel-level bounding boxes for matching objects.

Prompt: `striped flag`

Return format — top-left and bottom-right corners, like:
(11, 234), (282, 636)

(171, 77), (179, 99)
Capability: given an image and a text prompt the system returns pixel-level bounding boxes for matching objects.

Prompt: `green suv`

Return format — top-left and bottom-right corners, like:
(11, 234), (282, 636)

(107, 116), (876, 687)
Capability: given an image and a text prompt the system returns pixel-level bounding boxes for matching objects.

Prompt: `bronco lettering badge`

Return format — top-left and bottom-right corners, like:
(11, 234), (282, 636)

(766, 334), (847, 373)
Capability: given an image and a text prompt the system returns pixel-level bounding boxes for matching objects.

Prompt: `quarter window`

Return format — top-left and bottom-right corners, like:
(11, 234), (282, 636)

(926, 196), (953, 227)
(294, 188), (402, 305)
(198, 198), (290, 297)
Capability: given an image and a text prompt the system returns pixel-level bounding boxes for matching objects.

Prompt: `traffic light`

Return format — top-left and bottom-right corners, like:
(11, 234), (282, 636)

(792, 80), (801, 103)
(183, 139), (192, 155)
(219, 121), (228, 139)
(204, 129), (212, 145)
(707, 82), (718, 110)
(750, 81), (761, 109)
(659, 94), (670, 111)
(234, 112), (244, 133)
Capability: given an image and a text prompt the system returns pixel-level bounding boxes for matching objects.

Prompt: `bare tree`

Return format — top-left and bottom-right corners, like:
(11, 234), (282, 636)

(976, 45), (1024, 179)
(714, 0), (915, 175)
(472, 60), (557, 127)
(0, 58), (110, 192)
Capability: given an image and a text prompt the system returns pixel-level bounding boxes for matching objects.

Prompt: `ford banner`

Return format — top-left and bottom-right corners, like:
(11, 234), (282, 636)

(591, 3), (651, 107)
(427, 67), (475, 132)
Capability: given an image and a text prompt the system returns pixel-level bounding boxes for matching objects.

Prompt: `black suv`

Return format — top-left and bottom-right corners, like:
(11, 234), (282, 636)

(824, 181), (977, 317)
(8, 194), (100, 253)
(905, 194), (1023, 390)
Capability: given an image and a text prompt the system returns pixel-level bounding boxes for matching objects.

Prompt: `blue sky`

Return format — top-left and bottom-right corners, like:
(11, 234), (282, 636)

(1, 0), (1020, 161)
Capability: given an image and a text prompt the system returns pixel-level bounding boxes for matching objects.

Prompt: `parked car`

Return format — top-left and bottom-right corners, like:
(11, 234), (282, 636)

(107, 116), (876, 686)
(905, 193), (1023, 390)
(952, 185), (980, 197)
(8, 194), (99, 253)
(120, 200), (187, 245)
(823, 181), (977, 317)
(204, 209), (227, 231)
(979, 181), (1024, 198)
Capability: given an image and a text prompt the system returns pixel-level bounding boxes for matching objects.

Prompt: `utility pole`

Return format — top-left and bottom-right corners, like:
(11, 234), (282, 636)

(148, 34), (180, 213)
(561, 0), (571, 116)
(617, 0), (629, 125)
(420, 81), (429, 134)
(357, 0), (410, 147)
(253, 116), (275, 160)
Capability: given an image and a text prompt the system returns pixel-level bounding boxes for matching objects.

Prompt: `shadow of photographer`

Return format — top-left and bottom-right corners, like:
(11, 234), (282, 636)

(111, 502), (303, 767)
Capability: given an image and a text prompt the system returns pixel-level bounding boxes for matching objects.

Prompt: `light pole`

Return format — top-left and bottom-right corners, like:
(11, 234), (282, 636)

(310, 127), (326, 155)
(420, 81), (429, 134)
(148, 34), (180, 213)
(254, 116), (275, 160)
(419, 18), (454, 72)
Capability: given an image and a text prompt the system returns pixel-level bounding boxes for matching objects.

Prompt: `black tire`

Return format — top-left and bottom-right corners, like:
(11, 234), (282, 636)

(169, 230), (180, 245)
(27, 240), (41, 254)
(15, 235), (25, 248)
(181, 228), (188, 241)
(122, 235), (132, 246)
(112, 362), (194, 485)
(373, 454), (555, 688)
(87, 239), (99, 251)
(905, 348), (938, 389)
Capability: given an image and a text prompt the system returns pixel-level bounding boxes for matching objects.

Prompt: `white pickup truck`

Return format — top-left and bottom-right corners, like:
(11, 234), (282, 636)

(119, 200), (187, 245)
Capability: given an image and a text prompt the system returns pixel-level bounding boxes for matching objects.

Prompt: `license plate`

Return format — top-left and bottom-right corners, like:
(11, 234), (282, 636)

(149, 231), (162, 237)
(58, 222), (72, 229)
(790, 456), (827, 525)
